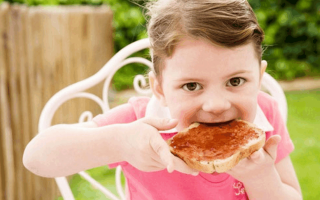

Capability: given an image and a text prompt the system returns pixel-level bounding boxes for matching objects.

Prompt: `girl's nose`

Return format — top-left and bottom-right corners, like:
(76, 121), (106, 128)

(201, 93), (231, 115)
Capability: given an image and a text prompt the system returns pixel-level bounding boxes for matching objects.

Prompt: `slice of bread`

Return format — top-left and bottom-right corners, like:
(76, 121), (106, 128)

(167, 119), (265, 173)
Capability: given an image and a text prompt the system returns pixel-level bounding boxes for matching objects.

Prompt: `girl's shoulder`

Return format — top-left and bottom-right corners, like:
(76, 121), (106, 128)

(128, 96), (151, 119)
(92, 96), (150, 127)
(257, 91), (278, 118)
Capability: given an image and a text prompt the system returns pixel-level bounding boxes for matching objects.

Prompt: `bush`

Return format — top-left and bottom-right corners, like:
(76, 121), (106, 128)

(101, 0), (149, 91)
(249, 0), (320, 80)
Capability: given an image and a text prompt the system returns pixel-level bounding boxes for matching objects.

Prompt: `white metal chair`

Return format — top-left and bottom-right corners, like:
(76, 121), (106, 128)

(38, 38), (287, 200)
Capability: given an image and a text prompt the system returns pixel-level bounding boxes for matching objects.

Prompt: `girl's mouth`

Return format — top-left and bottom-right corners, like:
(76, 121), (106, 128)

(198, 119), (235, 127)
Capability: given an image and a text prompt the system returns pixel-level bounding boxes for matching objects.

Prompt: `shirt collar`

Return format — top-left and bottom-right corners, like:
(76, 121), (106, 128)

(145, 95), (274, 133)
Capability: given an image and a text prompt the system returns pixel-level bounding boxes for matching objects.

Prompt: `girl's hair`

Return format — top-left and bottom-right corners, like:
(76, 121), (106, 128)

(146, 0), (264, 78)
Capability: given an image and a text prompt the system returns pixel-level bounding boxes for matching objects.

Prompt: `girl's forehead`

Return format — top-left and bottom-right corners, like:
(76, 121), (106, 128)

(172, 38), (256, 61)
(163, 39), (259, 78)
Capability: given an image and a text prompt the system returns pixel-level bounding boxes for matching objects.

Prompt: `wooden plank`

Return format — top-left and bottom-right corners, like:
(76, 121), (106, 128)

(35, 9), (47, 200)
(48, 9), (69, 197)
(67, 7), (83, 124)
(26, 8), (44, 200)
(0, 3), (16, 200)
(55, 8), (71, 126)
(8, 4), (26, 200)
(15, 5), (113, 200)
(86, 5), (113, 114)
(25, 7), (36, 200)
(39, 8), (57, 199)
(16, 4), (35, 200)
(0, 4), (7, 200)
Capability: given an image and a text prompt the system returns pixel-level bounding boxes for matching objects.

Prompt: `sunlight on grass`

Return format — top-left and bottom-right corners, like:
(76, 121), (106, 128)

(56, 166), (125, 200)
(286, 89), (320, 200)
(56, 89), (320, 200)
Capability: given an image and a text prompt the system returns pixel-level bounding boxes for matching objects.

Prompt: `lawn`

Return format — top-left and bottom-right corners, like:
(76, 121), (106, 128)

(286, 89), (320, 200)
(57, 89), (320, 200)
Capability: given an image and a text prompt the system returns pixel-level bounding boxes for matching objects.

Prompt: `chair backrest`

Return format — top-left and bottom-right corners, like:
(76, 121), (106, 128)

(38, 38), (287, 200)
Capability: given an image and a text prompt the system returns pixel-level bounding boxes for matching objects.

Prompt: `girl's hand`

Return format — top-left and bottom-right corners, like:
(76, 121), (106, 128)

(226, 135), (281, 182)
(121, 117), (199, 176)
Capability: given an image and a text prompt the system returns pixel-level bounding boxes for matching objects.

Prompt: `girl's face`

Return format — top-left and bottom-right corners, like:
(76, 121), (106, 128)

(150, 38), (267, 131)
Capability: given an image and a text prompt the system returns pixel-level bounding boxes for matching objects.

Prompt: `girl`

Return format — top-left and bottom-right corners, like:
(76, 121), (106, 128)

(23, 0), (302, 199)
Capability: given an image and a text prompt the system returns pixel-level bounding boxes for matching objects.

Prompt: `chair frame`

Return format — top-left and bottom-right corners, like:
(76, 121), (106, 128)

(38, 38), (287, 200)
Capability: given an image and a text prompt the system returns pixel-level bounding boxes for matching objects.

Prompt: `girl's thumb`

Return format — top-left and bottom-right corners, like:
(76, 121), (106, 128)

(141, 117), (178, 131)
(263, 135), (281, 160)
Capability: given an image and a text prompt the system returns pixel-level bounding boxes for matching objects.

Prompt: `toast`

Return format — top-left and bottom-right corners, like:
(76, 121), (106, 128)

(167, 119), (265, 173)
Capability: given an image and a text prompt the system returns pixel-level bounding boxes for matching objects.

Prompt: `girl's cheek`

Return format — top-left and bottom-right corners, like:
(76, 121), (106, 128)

(242, 101), (257, 122)
(176, 109), (195, 129)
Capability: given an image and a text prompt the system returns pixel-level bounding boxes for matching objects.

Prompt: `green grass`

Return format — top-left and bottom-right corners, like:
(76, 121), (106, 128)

(286, 89), (320, 200)
(57, 89), (320, 200)
(56, 166), (126, 200)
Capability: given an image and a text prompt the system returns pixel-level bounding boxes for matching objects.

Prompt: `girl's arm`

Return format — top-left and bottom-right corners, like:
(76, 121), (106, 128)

(23, 122), (127, 177)
(23, 103), (137, 177)
(23, 117), (198, 178)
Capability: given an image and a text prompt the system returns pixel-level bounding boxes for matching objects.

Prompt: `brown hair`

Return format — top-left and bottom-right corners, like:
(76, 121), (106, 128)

(146, 0), (264, 78)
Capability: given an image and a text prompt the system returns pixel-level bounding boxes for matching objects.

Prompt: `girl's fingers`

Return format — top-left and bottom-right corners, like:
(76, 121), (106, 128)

(141, 117), (178, 131)
(138, 117), (199, 175)
(249, 150), (261, 159)
(150, 155), (168, 168)
(263, 135), (281, 160)
(247, 135), (281, 164)
(149, 134), (174, 172)
(171, 156), (199, 176)
(248, 148), (264, 163)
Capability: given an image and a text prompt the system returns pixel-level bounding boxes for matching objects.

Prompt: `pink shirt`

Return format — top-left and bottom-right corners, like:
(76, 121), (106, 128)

(93, 92), (294, 200)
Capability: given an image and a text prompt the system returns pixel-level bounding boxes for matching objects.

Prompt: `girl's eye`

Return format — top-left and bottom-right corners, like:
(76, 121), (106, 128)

(182, 82), (202, 91)
(227, 77), (246, 87)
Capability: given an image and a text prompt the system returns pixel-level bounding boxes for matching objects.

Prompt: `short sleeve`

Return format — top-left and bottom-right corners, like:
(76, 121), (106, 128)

(258, 92), (294, 163)
(92, 96), (150, 168)
(92, 103), (137, 127)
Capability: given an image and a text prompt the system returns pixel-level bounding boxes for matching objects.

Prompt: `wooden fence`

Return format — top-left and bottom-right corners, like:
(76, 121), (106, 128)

(0, 2), (113, 199)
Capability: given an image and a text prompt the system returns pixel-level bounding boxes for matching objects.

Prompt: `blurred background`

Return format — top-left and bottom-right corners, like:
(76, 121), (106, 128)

(0, 0), (319, 199)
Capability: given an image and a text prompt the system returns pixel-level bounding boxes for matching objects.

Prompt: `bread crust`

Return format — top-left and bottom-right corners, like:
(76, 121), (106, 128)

(167, 120), (266, 173)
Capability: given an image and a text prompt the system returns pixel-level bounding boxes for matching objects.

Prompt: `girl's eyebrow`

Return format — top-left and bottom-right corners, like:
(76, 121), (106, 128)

(224, 70), (251, 78)
(173, 77), (204, 82)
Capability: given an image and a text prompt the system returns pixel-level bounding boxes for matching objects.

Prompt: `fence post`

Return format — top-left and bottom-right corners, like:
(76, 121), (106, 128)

(0, 3), (16, 200)
(0, 3), (113, 199)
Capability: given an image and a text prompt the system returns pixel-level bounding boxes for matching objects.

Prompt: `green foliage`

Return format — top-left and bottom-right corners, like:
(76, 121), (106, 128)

(101, 0), (149, 91)
(249, 0), (320, 80)
(3, 0), (106, 6)
(103, 0), (147, 51)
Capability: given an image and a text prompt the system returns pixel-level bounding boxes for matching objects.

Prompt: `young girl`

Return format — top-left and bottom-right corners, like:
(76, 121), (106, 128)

(23, 0), (302, 199)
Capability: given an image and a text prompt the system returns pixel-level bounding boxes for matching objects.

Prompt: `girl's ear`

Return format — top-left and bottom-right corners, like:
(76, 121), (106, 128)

(148, 71), (167, 106)
(259, 60), (268, 88)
